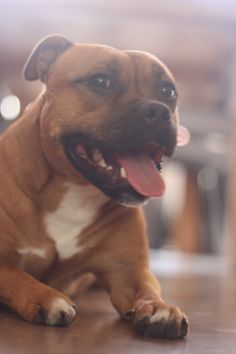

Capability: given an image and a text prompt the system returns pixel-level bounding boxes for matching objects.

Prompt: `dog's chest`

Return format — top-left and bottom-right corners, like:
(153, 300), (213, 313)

(44, 183), (107, 260)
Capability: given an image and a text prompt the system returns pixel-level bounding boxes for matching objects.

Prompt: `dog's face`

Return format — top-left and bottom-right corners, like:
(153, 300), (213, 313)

(24, 36), (182, 205)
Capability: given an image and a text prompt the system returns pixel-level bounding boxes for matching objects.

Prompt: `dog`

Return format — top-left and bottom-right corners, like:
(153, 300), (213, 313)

(0, 35), (189, 339)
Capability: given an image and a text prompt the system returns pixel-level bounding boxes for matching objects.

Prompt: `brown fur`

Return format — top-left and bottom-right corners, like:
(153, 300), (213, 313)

(0, 36), (188, 338)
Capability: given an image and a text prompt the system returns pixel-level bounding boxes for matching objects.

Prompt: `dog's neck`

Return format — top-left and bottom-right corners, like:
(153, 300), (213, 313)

(0, 95), (109, 214)
(0, 95), (53, 197)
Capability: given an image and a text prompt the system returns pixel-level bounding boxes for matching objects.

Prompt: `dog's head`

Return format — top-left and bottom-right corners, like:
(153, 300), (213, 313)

(24, 35), (189, 205)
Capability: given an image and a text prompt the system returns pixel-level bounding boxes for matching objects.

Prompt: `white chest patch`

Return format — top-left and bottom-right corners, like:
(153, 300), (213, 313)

(44, 182), (108, 260)
(18, 247), (47, 258)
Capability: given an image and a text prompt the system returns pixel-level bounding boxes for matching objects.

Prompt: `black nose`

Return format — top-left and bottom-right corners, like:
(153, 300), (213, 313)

(142, 101), (171, 126)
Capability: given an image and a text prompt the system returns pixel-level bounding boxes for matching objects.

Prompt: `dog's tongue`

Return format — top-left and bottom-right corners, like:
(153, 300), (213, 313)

(117, 151), (165, 197)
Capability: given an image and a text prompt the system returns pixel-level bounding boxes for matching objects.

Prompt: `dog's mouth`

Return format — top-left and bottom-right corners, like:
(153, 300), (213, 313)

(63, 135), (170, 205)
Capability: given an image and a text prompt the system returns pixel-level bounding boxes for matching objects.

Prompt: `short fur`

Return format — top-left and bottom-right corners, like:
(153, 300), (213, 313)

(0, 36), (188, 338)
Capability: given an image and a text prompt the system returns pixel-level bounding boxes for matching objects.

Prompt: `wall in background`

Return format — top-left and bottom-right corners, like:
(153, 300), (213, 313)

(1, 0), (236, 256)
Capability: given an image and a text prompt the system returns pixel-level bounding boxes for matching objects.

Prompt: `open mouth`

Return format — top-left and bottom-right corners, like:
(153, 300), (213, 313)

(64, 135), (168, 204)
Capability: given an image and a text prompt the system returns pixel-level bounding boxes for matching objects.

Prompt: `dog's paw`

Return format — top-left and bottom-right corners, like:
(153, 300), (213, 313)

(133, 301), (188, 339)
(34, 297), (77, 326)
(15, 287), (78, 326)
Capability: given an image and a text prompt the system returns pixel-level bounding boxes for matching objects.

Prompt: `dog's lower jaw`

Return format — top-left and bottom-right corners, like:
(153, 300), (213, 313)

(107, 190), (148, 206)
(63, 144), (147, 205)
(63, 140), (166, 206)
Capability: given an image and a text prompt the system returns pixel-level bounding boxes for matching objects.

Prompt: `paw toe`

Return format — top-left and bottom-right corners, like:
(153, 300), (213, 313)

(47, 298), (77, 326)
(34, 298), (77, 326)
(34, 307), (48, 325)
(180, 317), (189, 338)
(134, 306), (188, 339)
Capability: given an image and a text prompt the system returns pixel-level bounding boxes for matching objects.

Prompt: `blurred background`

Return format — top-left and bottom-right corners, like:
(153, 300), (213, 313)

(1, 0), (236, 275)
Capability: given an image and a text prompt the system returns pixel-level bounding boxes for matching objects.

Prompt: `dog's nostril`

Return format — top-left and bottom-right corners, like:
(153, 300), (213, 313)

(144, 105), (170, 124)
(146, 108), (157, 120)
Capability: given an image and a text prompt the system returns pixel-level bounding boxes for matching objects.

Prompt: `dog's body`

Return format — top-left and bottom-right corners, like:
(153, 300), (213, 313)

(0, 36), (188, 338)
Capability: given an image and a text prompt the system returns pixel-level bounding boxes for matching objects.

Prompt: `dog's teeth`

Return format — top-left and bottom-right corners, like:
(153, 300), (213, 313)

(106, 165), (113, 171)
(98, 159), (107, 168)
(76, 144), (87, 158)
(93, 149), (103, 162)
(113, 167), (121, 180)
(120, 167), (127, 178)
(86, 147), (93, 161)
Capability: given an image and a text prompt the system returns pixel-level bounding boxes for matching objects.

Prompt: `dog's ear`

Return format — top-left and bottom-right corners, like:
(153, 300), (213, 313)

(24, 35), (73, 82)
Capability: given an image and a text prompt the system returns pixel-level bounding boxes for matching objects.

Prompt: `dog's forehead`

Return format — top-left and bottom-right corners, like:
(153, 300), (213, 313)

(124, 50), (174, 79)
(50, 43), (173, 82)
(50, 44), (126, 80)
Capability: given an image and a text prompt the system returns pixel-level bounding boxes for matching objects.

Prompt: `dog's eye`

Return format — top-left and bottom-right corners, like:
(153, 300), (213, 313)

(87, 74), (113, 90)
(161, 82), (177, 98)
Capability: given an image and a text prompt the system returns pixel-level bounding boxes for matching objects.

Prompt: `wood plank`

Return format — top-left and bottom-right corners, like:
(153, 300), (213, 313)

(0, 275), (236, 354)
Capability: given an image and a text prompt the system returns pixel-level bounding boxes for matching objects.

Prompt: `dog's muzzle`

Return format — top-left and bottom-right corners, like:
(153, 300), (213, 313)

(62, 100), (177, 206)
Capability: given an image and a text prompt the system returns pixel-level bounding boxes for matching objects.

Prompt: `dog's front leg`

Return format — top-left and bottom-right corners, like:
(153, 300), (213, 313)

(99, 266), (188, 339)
(0, 266), (77, 325)
(88, 207), (188, 339)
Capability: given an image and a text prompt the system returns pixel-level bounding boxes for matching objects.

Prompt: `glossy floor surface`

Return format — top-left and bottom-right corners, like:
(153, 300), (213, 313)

(0, 275), (236, 354)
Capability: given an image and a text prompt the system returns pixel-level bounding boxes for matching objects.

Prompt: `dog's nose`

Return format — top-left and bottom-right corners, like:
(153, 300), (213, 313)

(142, 101), (171, 126)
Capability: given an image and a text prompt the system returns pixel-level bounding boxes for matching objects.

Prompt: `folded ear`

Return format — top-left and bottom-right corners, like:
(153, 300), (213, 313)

(24, 35), (73, 82)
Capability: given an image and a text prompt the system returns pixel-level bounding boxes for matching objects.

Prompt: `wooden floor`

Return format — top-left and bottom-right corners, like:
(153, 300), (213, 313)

(0, 274), (236, 354)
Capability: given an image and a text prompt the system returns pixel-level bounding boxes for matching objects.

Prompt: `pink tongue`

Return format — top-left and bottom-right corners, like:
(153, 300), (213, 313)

(177, 125), (190, 147)
(117, 152), (165, 197)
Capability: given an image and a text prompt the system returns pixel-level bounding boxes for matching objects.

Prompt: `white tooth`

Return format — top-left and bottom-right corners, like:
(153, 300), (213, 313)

(120, 167), (127, 178)
(106, 165), (113, 171)
(76, 144), (87, 158)
(98, 159), (107, 168)
(93, 149), (103, 162)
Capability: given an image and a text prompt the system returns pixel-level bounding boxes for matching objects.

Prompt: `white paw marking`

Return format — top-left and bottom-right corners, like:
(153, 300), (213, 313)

(45, 182), (108, 260)
(18, 247), (47, 258)
(47, 298), (77, 325)
(150, 308), (171, 324)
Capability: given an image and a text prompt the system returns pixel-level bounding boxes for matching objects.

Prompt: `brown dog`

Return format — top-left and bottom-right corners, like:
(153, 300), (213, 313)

(0, 36), (189, 338)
